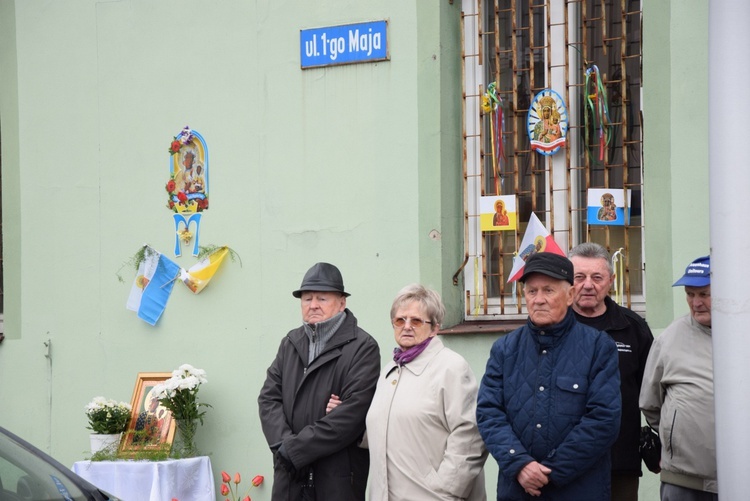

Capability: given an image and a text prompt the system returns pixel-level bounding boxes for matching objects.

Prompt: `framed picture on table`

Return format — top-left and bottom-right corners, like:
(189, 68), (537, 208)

(120, 372), (176, 455)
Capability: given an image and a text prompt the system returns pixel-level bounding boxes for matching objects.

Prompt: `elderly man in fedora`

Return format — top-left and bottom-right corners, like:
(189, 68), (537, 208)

(258, 262), (380, 501)
(477, 252), (621, 500)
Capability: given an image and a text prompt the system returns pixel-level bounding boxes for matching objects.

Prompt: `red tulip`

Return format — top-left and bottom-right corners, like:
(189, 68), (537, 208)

(242, 497), (251, 501)
(251, 475), (264, 487)
(234, 472), (241, 485)
(220, 483), (229, 496)
(221, 471), (231, 483)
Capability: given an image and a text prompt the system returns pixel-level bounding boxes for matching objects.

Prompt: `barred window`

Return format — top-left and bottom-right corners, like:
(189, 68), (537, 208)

(462, 0), (644, 319)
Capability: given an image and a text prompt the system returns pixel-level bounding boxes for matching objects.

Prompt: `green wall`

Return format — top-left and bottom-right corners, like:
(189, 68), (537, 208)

(0, 1), (466, 498)
(644, 0), (710, 332)
(0, 1), (710, 500)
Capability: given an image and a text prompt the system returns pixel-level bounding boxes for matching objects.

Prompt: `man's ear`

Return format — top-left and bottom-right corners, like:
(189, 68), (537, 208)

(566, 284), (575, 306)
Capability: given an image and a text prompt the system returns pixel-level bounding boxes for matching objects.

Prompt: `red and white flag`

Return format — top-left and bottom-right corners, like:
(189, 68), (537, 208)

(507, 213), (566, 282)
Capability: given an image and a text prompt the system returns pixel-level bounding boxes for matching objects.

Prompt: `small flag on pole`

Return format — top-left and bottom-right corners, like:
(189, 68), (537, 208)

(180, 246), (230, 294)
(507, 213), (566, 282)
(126, 247), (181, 325)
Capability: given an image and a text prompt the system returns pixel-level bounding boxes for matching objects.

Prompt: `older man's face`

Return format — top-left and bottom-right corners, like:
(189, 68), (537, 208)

(300, 291), (346, 324)
(685, 285), (711, 327)
(570, 256), (614, 317)
(524, 274), (574, 327)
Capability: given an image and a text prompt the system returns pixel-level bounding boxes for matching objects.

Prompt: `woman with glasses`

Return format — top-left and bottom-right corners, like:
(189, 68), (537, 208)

(364, 284), (487, 501)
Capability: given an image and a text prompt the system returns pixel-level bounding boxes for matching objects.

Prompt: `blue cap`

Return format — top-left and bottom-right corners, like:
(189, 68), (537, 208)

(672, 256), (710, 287)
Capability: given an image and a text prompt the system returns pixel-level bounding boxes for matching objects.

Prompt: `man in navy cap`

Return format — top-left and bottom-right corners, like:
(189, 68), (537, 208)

(640, 256), (717, 501)
(477, 252), (621, 500)
(258, 262), (380, 500)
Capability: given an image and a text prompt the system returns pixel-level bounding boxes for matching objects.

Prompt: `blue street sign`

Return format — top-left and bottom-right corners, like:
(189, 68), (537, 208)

(300, 21), (389, 69)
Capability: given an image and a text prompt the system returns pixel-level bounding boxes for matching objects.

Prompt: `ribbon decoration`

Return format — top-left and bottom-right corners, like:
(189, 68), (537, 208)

(481, 82), (505, 194)
(612, 247), (625, 306)
(584, 65), (612, 162)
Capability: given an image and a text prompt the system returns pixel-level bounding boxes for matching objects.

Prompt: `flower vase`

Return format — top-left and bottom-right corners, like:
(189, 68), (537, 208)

(89, 433), (121, 455)
(171, 419), (200, 458)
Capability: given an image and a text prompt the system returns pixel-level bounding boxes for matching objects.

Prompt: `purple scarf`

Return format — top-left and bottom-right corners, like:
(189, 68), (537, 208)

(393, 336), (434, 366)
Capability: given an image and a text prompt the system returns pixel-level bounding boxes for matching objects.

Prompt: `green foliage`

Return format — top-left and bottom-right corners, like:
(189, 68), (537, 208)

(158, 387), (212, 425)
(115, 245), (156, 283)
(196, 245), (242, 267)
(88, 430), (172, 462)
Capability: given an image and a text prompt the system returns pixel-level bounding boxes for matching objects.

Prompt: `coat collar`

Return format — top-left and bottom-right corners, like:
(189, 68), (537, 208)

(527, 307), (577, 347)
(386, 336), (445, 377)
(288, 309), (357, 362)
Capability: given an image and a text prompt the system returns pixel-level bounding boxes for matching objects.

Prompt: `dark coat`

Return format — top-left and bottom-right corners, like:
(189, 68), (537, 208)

(575, 296), (654, 475)
(477, 308), (621, 501)
(258, 309), (380, 501)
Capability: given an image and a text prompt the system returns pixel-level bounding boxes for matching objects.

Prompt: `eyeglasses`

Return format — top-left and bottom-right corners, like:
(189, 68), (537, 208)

(392, 317), (433, 328)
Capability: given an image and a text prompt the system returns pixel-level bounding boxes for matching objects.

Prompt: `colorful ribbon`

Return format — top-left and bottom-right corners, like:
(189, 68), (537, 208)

(482, 82), (505, 193)
(584, 66), (612, 162)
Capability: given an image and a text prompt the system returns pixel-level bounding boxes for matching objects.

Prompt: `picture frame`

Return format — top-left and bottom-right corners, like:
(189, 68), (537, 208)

(120, 372), (176, 455)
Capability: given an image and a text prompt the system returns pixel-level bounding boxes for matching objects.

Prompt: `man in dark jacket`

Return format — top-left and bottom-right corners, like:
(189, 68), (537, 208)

(258, 262), (380, 501)
(477, 252), (621, 500)
(569, 242), (654, 501)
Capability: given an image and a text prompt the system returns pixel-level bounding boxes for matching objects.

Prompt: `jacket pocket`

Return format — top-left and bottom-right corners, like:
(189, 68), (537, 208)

(555, 377), (588, 416)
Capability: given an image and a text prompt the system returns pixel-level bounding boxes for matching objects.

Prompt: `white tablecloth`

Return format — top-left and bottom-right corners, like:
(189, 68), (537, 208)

(72, 456), (216, 501)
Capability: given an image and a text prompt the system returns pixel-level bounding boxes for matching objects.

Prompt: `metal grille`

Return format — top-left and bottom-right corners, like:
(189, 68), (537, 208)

(462, 0), (644, 319)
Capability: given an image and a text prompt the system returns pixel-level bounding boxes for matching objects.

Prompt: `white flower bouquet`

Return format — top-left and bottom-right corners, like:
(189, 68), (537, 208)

(152, 364), (211, 423)
(85, 397), (132, 435)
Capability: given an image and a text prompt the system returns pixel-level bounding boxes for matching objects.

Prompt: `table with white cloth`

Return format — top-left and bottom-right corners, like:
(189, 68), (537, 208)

(72, 456), (216, 501)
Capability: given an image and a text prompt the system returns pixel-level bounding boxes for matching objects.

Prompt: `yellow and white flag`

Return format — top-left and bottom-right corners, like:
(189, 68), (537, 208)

(180, 246), (230, 294)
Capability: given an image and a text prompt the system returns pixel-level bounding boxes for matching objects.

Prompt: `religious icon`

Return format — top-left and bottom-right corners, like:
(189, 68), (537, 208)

(527, 89), (568, 156)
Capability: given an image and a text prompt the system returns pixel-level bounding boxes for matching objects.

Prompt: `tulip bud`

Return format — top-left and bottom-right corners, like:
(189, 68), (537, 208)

(234, 473), (241, 484)
(242, 497), (251, 501)
(251, 475), (264, 487)
(220, 484), (229, 496)
(221, 471), (231, 483)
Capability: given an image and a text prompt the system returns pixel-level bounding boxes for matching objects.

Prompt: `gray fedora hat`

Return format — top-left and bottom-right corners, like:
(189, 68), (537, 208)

(292, 262), (350, 298)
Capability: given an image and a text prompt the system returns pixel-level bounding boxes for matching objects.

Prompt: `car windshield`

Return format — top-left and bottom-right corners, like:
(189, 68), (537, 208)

(0, 430), (95, 500)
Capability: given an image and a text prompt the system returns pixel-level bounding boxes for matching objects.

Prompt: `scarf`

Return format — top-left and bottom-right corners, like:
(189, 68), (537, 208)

(304, 311), (346, 364)
(393, 336), (434, 366)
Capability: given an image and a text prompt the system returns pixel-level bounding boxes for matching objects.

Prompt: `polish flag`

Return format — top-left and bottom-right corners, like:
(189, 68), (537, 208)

(507, 213), (566, 282)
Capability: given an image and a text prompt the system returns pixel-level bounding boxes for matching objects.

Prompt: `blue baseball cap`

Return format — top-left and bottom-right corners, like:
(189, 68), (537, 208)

(672, 256), (710, 287)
